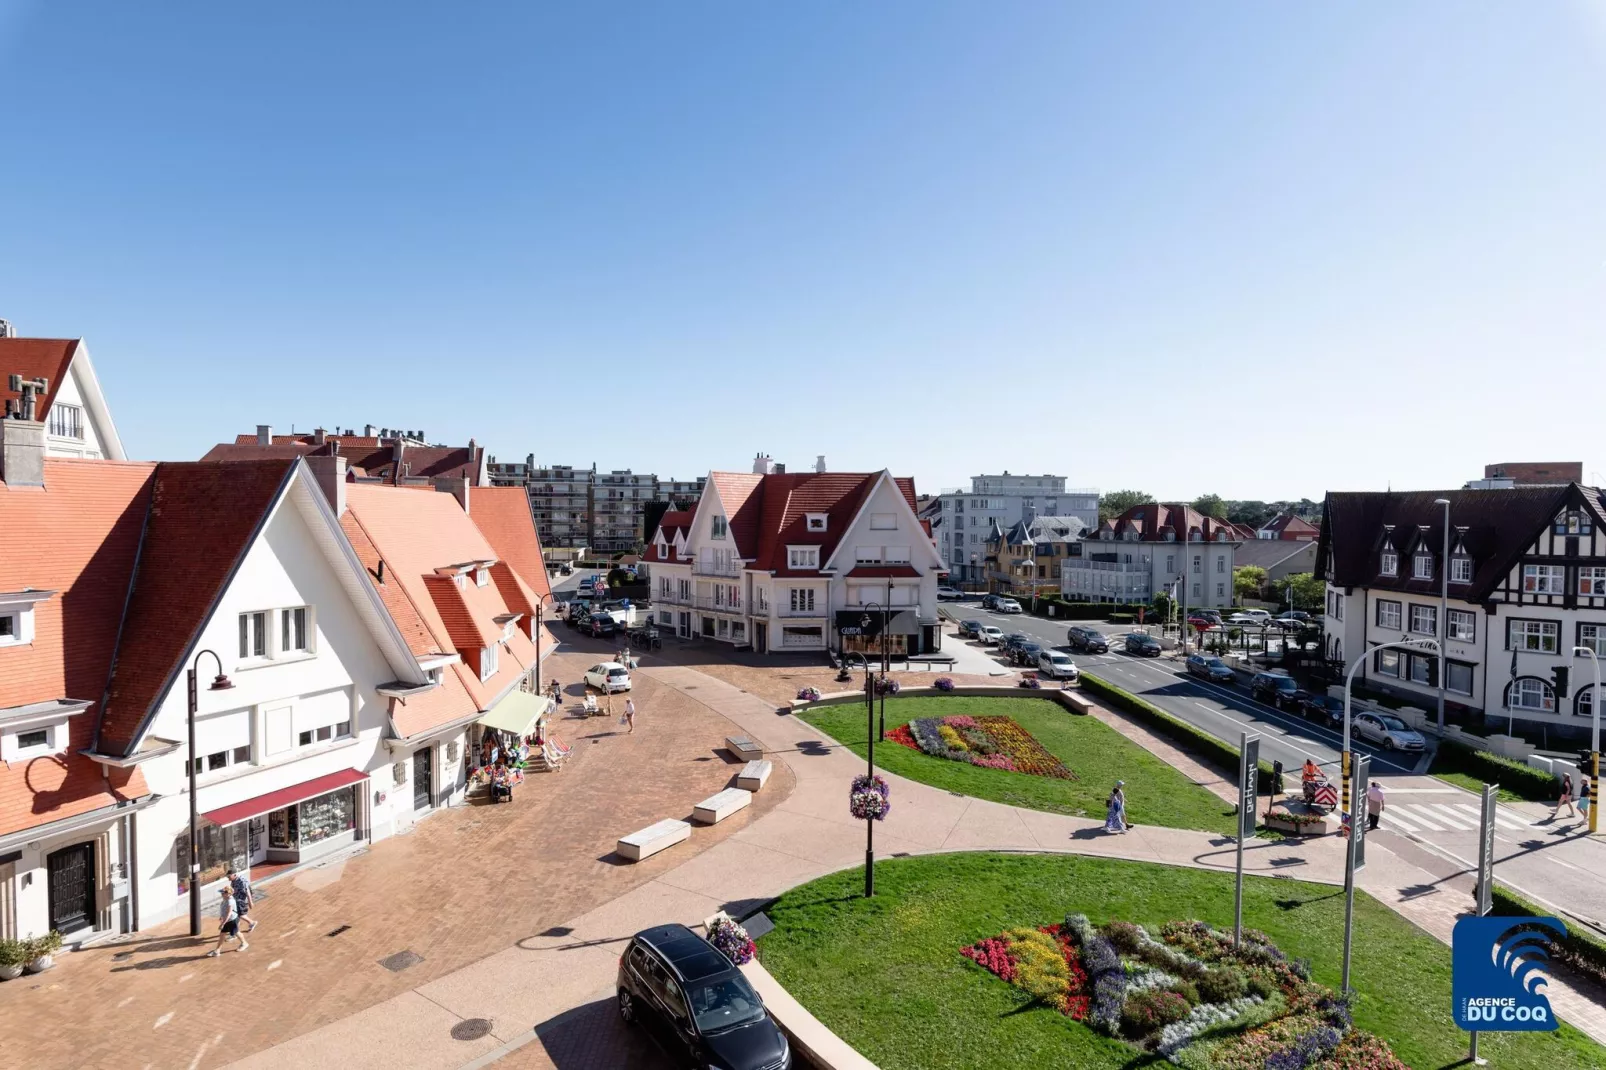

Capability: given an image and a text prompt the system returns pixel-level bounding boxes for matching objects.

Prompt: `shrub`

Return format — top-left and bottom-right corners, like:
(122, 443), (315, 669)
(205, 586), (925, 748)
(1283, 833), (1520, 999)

(1430, 738), (1557, 802)
(1165, 979), (1201, 1006)
(0, 938), (26, 968)
(933, 676), (955, 692)
(1197, 966), (1249, 1004)
(1081, 674), (1277, 791)
(1490, 883), (1606, 986)
(1121, 989), (1191, 1037)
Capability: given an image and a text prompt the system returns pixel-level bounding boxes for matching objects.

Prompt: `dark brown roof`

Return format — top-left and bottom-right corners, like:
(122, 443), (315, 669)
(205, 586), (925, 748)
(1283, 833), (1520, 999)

(97, 459), (297, 756)
(1315, 484), (1585, 600)
(1104, 503), (1237, 543)
(206, 436), (482, 484)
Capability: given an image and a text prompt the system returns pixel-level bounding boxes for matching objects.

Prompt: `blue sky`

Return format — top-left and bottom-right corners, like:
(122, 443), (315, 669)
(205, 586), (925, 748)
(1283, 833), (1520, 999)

(3, 2), (1605, 500)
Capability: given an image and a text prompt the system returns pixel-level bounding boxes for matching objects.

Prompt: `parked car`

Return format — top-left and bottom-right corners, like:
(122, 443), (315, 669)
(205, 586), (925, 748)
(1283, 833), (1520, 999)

(587, 615), (620, 638)
(1124, 633), (1162, 657)
(1249, 669), (1300, 706)
(978, 625), (1004, 645)
(1066, 626), (1109, 654)
(617, 924), (791, 1070)
(1038, 651), (1080, 680)
(1000, 633), (1033, 656)
(958, 619), (985, 639)
(1013, 641), (1044, 666)
(981, 594), (1002, 610)
(937, 586), (965, 601)
(1353, 711), (1426, 751)
(1237, 608), (1272, 625)
(585, 662), (632, 692)
(1274, 610), (1311, 623)
(1291, 691), (1345, 728)
(1187, 612), (1221, 630)
(1186, 653), (1236, 683)
(1224, 614), (1263, 630)
(995, 598), (1024, 614)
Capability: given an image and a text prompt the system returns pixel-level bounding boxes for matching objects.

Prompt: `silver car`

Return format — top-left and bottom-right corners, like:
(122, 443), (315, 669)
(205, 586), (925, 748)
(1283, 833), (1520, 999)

(1353, 711), (1425, 751)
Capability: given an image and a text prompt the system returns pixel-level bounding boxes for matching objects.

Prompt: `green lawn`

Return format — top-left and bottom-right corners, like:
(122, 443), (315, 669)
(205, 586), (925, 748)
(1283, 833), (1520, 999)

(800, 695), (1238, 835)
(1431, 770), (1530, 805)
(758, 853), (1606, 1070)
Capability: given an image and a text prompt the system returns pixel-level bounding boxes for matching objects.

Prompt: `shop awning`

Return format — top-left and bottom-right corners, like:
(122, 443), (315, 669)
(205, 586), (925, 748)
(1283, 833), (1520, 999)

(476, 689), (550, 737)
(201, 768), (369, 829)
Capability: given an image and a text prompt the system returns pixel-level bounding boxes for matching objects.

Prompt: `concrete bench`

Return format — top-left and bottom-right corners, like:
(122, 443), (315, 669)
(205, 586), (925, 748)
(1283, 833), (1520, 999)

(725, 735), (764, 762)
(736, 759), (773, 792)
(616, 818), (691, 862)
(693, 787), (753, 824)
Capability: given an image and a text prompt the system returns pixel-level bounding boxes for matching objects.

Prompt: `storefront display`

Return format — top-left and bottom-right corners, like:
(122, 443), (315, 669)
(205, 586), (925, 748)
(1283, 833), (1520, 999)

(299, 786), (355, 845)
(175, 822), (247, 895)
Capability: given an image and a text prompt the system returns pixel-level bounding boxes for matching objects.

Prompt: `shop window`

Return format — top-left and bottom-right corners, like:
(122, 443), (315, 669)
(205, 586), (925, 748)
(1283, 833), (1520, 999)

(176, 822), (247, 895)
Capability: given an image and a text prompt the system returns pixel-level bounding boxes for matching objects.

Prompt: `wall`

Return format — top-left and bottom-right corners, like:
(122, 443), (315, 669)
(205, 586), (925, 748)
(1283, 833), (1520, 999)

(6, 820), (123, 944)
(44, 359), (110, 460)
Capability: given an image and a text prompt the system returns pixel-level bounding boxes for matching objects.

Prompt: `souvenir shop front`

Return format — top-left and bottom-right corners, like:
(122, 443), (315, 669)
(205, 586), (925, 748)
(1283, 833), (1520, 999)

(179, 768), (369, 894)
(466, 690), (551, 798)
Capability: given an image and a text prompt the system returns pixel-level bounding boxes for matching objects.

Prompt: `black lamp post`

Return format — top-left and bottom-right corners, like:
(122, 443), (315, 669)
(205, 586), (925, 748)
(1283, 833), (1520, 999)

(843, 649), (875, 896)
(534, 592), (554, 700)
(187, 650), (233, 937)
(863, 603), (888, 741)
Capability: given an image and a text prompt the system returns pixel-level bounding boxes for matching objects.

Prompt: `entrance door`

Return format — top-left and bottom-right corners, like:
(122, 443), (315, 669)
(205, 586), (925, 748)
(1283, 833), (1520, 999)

(46, 842), (95, 935)
(754, 623), (767, 654)
(413, 746), (433, 810)
(677, 612), (691, 639)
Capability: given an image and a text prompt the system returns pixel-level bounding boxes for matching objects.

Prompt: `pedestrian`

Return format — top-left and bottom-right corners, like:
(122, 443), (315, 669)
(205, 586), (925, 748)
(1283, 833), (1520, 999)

(225, 866), (258, 935)
(208, 886), (248, 956)
(1554, 773), (1577, 819)
(1104, 780), (1128, 834)
(624, 696), (636, 734)
(1366, 780), (1385, 831)
(1579, 776), (1592, 824)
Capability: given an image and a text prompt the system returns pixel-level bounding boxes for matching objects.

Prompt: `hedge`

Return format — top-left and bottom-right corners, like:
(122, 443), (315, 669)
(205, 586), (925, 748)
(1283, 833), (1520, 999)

(1429, 738), (1557, 803)
(1490, 884), (1606, 988)
(1081, 673), (1277, 792)
(998, 595), (1159, 623)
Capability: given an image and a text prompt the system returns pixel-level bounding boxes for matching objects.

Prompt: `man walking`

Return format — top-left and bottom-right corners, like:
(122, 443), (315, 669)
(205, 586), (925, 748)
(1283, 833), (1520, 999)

(226, 866), (258, 935)
(1366, 780), (1386, 831)
(624, 696), (637, 734)
(208, 886), (248, 956)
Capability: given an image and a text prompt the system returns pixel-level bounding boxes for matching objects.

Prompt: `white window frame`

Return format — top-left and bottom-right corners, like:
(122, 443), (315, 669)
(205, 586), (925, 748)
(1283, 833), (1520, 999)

(789, 588), (816, 613)
(1379, 551), (1397, 577)
(47, 402), (84, 440)
(1446, 661), (1474, 696)
(480, 643), (500, 682)
(1580, 623), (1606, 657)
(475, 568), (490, 587)
(806, 513), (828, 532)
(1408, 604), (1437, 636)
(1447, 609), (1476, 642)
(281, 605), (312, 654)
(1375, 648), (1401, 678)
(1376, 600), (1402, 631)
(788, 546), (819, 570)
(1413, 552), (1434, 579)
(1450, 556), (1473, 584)
(1510, 677), (1555, 712)
(1522, 564), (1564, 594)
(1579, 567), (1606, 596)
(239, 610), (268, 660)
(1509, 619), (1559, 654)
(710, 514), (728, 539)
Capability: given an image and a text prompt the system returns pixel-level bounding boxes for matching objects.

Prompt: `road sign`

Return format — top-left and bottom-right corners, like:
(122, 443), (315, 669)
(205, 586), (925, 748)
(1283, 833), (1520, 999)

(1476, 783), (1497, 916)
(1352, 756), (1370, 872)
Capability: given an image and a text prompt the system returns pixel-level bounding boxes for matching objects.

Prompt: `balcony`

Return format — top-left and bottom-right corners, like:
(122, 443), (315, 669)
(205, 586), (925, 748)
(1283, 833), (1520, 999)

(656, 589), (690, 606)
(693, 558), (743, 578)
(694, 595), (745, 614)
(776, 604), (825, 618)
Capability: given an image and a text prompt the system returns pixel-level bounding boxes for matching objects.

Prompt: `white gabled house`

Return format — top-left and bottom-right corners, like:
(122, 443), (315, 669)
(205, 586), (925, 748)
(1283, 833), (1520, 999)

(0, 336), (125, 460)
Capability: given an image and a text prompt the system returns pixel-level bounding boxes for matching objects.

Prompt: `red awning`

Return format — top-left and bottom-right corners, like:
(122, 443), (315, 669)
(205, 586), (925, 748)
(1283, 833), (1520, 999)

(844, 565), (922, 578)
(201, 768), (369, 828)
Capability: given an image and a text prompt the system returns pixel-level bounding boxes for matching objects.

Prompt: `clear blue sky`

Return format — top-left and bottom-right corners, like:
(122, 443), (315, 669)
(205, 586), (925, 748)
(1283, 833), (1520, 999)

(4, 2), (1605, 500)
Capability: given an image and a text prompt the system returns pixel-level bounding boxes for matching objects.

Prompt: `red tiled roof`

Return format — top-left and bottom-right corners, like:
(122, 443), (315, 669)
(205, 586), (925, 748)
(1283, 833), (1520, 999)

(209, 437), (482, 485)
(709, 473), (765, 557)
(98, 459), (298, 756)
(644, 509), (695, 562)
(1107, 503), (1238, 544)
(389, 672), (478, 740)
(339, 510), (446, 659)
(202, 442), (320, 462)
(425, 573), (500, 650)
(471, 487), (552, 601)
(1261, 513), (1319, 537)
(845, 565), (921, 578)
(0, 459), (154, 836)
(0, 338), (76, 420)
(748, 471), (919, 576)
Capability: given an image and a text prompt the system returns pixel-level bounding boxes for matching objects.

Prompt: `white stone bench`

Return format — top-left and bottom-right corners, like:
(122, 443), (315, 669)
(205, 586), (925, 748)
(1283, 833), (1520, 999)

(725, 735), (764, 762)
(736, 759), (772, 792)
(616, 818), (691, 862)
(693, 787), (752, 824)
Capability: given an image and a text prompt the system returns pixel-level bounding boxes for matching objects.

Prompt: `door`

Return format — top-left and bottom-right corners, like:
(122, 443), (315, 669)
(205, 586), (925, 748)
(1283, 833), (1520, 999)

(248, 816), (267, 866)
(46, 842), (95, 935)
(413, 746), (433, 811)
(754, 622), (767, 654)
(678, 612), (691, 639)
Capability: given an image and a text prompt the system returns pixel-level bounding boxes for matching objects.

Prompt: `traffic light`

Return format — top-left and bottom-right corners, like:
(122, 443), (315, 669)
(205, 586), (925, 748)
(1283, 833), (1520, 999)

(1271, 760), (1285, 798)
(1425, 657), (1439, 688)
(1553, 666), (1570, 699)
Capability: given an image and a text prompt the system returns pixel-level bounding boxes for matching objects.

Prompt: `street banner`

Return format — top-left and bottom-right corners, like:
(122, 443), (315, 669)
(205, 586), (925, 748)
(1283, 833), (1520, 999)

(1453, 915), (1566, 1031)
(1352, 756), (1369, 871)
(1477, 784), (1497, 916)
(1239, 736), (1260, 840)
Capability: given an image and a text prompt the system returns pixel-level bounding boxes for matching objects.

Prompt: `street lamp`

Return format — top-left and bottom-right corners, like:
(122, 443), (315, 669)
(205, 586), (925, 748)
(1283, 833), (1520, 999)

(863, 602), (889, 741)
(186, 650), (234, 937)
(1342, 637), (1438, 820)
(1434, 498), (1450, 731)
(1572, 645), (1601, 835)
(534, 591), (555, 702)
(843, 649), (876, 896)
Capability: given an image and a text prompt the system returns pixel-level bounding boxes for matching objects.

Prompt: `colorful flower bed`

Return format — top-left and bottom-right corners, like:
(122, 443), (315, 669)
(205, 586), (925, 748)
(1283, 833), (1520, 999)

(888, 715), (1076, 780)
(960, 915), (1409, 1068)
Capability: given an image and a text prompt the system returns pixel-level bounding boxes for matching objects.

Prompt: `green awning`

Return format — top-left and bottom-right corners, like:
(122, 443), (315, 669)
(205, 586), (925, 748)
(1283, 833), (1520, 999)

(476, 690), (550, 737)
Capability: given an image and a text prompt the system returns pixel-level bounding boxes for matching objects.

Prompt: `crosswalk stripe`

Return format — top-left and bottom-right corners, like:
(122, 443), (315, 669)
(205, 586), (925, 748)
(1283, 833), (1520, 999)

(1394, 805), (1445, 831)
(1490, 809), (1530, 831)
(1427, 804), (1479, 830)
(1383, 811), (1421, 834)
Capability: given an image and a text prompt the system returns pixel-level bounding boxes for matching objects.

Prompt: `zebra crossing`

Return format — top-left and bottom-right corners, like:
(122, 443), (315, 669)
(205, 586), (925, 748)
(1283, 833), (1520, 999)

(1380, 796), (1534, 837)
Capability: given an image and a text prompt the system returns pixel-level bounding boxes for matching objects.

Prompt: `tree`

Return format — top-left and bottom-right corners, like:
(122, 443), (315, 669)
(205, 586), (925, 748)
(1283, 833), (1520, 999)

(1099, 489), (1153, 523)
(1233, 565), (1268, 603)
(1226, 500), (1272, 528)
(1150, 591), (1176, 623)
(1283, 572), (1326, 612)
(1192, 493), (1227, 519)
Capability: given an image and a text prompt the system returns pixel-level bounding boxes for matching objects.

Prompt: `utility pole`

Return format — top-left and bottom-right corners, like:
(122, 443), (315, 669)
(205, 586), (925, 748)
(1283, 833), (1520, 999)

(1435, 498), (1450, 731)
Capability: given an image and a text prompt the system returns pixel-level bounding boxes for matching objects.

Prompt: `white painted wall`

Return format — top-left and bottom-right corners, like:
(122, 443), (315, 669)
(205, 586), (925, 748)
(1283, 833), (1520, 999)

(43, 359), (110, 460)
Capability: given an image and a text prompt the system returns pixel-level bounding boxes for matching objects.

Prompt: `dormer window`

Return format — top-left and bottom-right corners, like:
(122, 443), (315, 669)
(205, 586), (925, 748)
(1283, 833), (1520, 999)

(788, 546), (819, 570)
(806, 513), (828, 532)
(710, 514), (728, 539)
(475, 568), (489, 587)
(0, 589), (51, 648)
(1555, 510), (1592, 536)
(1379, 550), (1397, 577)
(1450, 556), (1473, 584)
(1413, 552), (1434, 579)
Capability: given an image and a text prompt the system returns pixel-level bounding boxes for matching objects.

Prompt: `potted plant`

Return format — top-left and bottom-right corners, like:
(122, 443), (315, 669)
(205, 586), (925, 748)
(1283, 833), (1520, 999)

(934, 676), (955, 692)
(0, 938), (26, 980)
(796, 686), (821, 702)
(24, 930), (62, 973)
(706, 916), (756, 966)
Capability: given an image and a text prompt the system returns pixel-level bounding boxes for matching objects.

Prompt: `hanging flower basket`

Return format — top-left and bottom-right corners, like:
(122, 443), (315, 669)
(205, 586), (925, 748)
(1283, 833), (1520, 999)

(796, 687), (821, 702)
(934, 676), (956, 692)
(875, 677), (901, 696)
(707, 916), (756, 965)
(850, 773), (891, 820)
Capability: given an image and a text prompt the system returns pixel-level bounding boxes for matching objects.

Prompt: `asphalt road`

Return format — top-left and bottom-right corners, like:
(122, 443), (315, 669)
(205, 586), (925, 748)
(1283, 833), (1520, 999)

(943, 597), (1606, 928)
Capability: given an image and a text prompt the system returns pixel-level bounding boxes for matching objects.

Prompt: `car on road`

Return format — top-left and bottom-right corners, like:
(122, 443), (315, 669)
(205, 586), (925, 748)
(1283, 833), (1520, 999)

(1038, 651), (1080, 680)
(994, 597), (1024, 614)
(1290, 691), (1345, 728)
(1000, 633), (1033, 656)
(981, 594), (1002, 610)
(617, 923), (792, 1070)
(1353, 711), (1426, 751)
(1013, 641), (1044, 666)
(1186, 653), (1236, 683)
(587, 615), (620, 638)
(1249, 669), (1300, 706)
(1186, 611), (1222, 630)
(1124, 633), (1162, 657)
(585, 662), (632, 692)
(958, 620), (985, 639)
(978, 625), (1004, 645)
(937, 586), (965, 601)
(1066, 626), (1109, 654)
(1224, 614), (1264, 630)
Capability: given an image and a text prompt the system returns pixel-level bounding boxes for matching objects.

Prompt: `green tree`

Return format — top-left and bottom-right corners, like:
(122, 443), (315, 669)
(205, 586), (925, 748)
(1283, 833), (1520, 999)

(1283, 572), (1326, 612)
(1150, 591), (1176, 623)
(1233, 565), (1268, 603)
(1192, 493), (1227, 519)
(1098, 489), (1153, 523)
(1226, 500), (1271, 528)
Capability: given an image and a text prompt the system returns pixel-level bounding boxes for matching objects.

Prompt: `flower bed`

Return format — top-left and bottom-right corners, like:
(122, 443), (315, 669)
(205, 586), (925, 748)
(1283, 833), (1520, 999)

(961, 914), (1409, 1068)
(889, 714), (1076, 780)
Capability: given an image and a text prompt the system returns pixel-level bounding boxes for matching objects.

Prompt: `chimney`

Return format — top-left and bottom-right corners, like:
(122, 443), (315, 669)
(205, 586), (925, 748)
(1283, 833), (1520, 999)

(312, 427), (327, 445)
(752, 452), (774, 475)
(305, 455), (348, 516)
(0, 319), (14, 338)
(390, 436), (406, 483)
(364, 423), (377, 437)
(435, 476), (470, 514)
(815, 455), (826, 473)
(256, 424), (272, 446)
(1, 415), (46, 487)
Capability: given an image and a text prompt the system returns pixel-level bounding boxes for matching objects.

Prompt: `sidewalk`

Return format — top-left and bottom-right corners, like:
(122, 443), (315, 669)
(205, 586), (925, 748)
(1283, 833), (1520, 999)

(228, 663), (1606, 1067)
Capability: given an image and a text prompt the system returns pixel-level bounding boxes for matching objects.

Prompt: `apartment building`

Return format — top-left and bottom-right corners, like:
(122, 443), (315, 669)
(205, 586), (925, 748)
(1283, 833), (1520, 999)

(932, 473), (1098, 583)
(486, 456), (706, 554)
(1060, 503), (1238, 609)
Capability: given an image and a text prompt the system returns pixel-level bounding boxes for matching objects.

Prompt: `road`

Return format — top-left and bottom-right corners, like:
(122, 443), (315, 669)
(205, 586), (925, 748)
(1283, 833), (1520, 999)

(943, 597), (1606, 930)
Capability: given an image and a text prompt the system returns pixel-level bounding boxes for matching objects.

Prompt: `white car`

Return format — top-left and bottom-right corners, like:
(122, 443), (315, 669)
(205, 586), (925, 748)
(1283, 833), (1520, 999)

(995, 598), (1023, 614)
(584, 662), (632, 693)
(1224, 614), (1263, 629)
(979, 625), (1004, 645)
(1352, 711), (1425, 752)
(1038, 651), (1080, 680)
(937, 586), (965, 601)
(1237, 609), (1271, 625)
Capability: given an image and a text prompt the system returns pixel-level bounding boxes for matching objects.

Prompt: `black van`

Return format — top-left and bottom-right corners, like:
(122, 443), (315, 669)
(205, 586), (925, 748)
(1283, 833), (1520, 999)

(1066, 626), (1108, 653)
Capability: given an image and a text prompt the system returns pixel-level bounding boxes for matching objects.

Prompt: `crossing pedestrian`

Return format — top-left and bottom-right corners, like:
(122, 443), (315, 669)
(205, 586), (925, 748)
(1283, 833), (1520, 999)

(225, 866), (258, 935)
(1554, 773), (1577, 819)
(624, 696), (637, 734)
(1104, 780), (1128, 834)
(1366, 781), (1386, 831)
(207, 886), (248, 956)
(1579, 777), (1592, 824)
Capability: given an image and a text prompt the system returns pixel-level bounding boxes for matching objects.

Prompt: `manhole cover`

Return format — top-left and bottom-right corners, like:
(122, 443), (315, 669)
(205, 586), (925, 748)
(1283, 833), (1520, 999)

(378, 950), (423, 972)
(451, 1018), (493, 1041)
